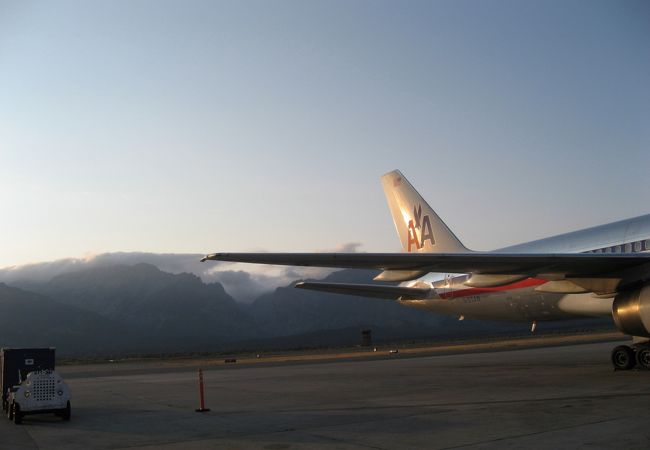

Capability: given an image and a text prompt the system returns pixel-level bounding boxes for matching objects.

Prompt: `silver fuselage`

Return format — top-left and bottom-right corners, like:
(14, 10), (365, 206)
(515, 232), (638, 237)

(400, 214), (650, 322)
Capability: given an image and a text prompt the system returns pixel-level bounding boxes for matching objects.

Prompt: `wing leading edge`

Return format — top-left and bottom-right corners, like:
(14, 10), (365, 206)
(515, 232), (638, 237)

(201, 252), (650, 279)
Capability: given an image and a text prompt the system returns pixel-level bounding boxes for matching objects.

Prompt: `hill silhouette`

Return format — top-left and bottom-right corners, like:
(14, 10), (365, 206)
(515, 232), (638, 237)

(1, 263), (613, 356)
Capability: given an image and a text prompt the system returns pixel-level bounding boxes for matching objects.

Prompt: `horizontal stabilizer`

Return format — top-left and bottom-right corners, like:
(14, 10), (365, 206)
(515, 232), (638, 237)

(295, 282), (432, 300)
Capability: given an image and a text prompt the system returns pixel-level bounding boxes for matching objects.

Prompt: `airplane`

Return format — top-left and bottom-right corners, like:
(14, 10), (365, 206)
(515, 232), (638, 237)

(202, 170), (650, 371)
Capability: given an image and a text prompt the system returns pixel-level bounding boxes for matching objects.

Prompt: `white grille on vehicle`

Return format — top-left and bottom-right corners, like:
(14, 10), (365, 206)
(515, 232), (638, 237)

(33, 375), (56, 401)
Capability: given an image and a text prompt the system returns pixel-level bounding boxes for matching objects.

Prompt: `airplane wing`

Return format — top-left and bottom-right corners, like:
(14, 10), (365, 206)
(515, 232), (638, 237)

(201, 252), (650, 279)
(295, 281), (431, 300)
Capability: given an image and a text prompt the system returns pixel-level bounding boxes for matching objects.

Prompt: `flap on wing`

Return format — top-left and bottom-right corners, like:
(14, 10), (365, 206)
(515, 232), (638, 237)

(295, 282), (432, 300)
(373, 269), (430, 281)
(463, 274), (529, 288)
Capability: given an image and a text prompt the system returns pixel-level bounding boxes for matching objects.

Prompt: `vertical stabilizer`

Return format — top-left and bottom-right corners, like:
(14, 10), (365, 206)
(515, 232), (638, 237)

(381, 170), (470, 253)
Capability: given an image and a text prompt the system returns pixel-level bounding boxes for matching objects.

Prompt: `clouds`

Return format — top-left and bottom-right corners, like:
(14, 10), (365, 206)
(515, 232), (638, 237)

(0, 243), (364, 302)
(205, 269), (272, 303)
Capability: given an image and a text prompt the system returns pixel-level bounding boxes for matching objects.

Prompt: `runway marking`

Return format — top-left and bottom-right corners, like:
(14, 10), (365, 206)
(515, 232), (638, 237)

(190, 391), (650, 417)
(299, 431), (389, 450)
(116, 408), (444, 450)
(436, 416), (630, 449)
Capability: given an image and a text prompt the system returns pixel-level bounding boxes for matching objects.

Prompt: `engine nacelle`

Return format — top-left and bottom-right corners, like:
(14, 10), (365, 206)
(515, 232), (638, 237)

(612, 284), (650, 338)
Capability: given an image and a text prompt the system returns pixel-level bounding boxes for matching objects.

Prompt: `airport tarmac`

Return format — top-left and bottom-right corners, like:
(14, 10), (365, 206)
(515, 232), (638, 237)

(2, 340), (649, 450)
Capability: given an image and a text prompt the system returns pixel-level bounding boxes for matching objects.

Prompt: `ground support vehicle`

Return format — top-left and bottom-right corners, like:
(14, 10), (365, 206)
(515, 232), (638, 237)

(1, 348), (71, 424)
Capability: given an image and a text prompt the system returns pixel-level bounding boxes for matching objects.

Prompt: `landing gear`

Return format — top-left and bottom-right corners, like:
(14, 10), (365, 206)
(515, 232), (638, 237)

(611, 345), (636, 370)
(611, 342), (650, 371)
(636, 348), (650, 370)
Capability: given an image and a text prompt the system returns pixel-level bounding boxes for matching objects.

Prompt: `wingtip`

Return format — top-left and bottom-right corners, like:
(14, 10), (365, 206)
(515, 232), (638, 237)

(200, 253), (217, 262)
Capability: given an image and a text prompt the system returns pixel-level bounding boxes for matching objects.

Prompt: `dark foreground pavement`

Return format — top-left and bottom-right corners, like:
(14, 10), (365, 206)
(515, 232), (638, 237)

(2, 341), (649, 449)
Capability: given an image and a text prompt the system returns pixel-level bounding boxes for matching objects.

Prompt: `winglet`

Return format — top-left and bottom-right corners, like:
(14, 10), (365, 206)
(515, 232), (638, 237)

(200, 254), (216, 262)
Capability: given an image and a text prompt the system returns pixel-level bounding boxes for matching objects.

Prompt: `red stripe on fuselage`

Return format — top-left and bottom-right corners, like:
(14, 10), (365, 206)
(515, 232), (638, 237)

(437, 278), (546, 299)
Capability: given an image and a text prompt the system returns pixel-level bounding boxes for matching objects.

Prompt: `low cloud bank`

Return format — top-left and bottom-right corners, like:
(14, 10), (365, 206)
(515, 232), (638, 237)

(0, 243), (362, 303)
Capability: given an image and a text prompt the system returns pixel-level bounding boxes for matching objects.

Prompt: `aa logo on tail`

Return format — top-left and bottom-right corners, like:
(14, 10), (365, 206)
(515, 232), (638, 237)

(407, 204), (435, 252)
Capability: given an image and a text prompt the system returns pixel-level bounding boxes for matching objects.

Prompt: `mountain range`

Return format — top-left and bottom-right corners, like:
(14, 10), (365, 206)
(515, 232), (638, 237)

(0, 262), (612, 357)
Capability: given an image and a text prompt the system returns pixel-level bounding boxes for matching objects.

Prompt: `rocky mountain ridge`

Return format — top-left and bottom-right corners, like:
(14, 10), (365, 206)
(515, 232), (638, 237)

(1, 263), (611, 356)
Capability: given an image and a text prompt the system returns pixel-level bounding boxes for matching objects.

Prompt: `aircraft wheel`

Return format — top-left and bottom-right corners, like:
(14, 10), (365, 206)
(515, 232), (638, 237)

(635, 347), (650, 370)
(611, 345), (636, 370)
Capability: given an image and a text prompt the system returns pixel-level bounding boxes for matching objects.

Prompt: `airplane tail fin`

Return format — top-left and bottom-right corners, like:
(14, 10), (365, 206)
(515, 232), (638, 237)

(381, 170), (470, 254)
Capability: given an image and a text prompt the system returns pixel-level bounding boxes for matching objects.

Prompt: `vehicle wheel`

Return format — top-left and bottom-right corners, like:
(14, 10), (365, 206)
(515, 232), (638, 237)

(636, 347), (650, 370)
(7, 402), (13, 421)
(611, 345), (636, 370)
(62, 401), (71, 421)
(13, 404), (22, 425)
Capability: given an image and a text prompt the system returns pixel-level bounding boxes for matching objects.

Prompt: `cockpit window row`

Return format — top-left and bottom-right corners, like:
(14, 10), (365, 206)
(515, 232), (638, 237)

(585, 239), (650, 254)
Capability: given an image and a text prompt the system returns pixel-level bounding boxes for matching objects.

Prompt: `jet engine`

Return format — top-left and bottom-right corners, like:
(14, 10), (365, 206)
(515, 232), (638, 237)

(612, 284), (650, 338)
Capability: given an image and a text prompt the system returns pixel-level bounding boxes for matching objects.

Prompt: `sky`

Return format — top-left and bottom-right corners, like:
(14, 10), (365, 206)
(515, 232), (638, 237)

(1, 0), (649, 269)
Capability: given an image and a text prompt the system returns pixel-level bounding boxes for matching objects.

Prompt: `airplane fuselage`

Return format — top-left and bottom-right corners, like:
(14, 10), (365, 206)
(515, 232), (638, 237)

(401, 214), (650, 322)
(202, 170), (650, 370)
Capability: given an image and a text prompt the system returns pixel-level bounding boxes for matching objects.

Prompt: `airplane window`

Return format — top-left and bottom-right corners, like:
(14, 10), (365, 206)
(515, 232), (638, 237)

(634, 241), (642, 252)
(624, 243), (632, 253)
